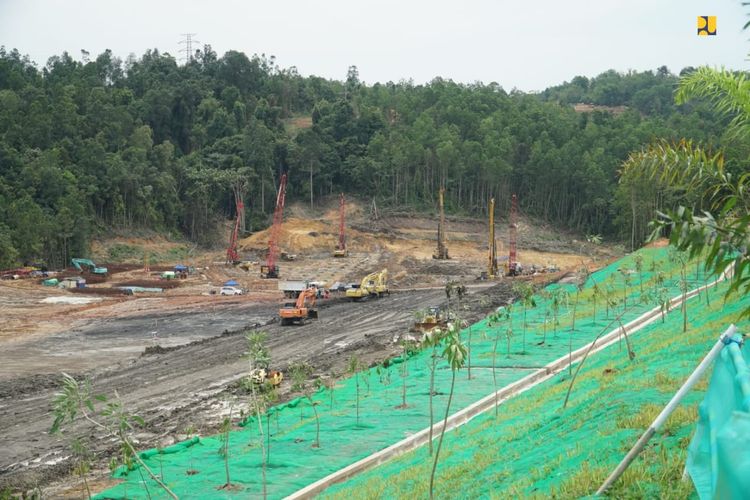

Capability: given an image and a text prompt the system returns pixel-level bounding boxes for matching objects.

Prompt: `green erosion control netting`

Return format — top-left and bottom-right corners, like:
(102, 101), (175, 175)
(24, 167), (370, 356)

(687, 333), (750, 499)
(96, 247), (722, 499)
(324, 280), (750, 498)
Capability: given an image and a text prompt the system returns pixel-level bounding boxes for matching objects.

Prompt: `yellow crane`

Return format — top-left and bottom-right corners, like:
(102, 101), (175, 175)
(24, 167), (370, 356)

(433, 187), (449, 259)
(488, 197), (498, 278)
(346, 269), (389, 300)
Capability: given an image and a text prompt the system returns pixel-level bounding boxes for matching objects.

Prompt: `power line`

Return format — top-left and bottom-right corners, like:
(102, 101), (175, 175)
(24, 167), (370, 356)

(178, 33), (199, 64)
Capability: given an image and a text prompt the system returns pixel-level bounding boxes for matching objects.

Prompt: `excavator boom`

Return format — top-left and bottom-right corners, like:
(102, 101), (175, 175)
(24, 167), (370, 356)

(279, 287), (319, 325)
(345, 269), (389, 300)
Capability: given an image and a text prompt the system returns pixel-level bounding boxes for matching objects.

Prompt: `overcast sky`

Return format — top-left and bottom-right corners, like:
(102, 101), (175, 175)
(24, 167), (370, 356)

(0, 0), (747, 91)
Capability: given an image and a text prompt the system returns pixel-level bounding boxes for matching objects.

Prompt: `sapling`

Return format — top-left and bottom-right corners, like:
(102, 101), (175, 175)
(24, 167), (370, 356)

(290, 362), (321, 448)
(504, 305), (514, 358)
(376, 364), (392, 403)
(347, 355), (362, 426)
(429, 324), (467, 499)
(591, 281), (601, 324)
(513, 282), (536, 353)
(488, 308), (509, 416)
(570, 267), (589, 332)
(634, 254), (644, 295)
(550, 289), (566, 339)
(654, 287), (669, 322)
(397, 338), (415, 409)
(621, 270), (632, 309)
(71, 438), (92, 500)
(246, 331), (271, 499)
(184, 424), (199, 475)
(217, 408), (237, 491)
(50, 373), (177, 499)
(421, 327), (445, 456)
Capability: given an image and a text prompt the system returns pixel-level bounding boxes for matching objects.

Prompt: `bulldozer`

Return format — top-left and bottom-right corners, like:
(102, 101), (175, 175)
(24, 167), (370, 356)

(279, 287), (319, 325)
(345, 269), (389, 301)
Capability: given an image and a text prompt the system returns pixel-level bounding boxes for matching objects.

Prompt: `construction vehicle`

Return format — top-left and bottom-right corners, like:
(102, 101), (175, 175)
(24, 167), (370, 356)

(411, 306), (453, 333)
(346, 269), (389, 300)
(226, 188), (244, 265)
(506, 194), (520, 276)
(433, 187), (449, 259)
(249, 368), (283, 387)
(333, 193), (348, 257)
(488, 198), (498, 278)
(71, 258), (108, 275)
(279, 287), (318, 325)
(278, 279), (311, 298)
(261, 173), (288, 279)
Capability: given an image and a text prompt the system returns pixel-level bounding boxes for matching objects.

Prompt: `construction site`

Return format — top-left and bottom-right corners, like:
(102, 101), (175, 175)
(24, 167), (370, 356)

(2, 175), (747, 500)
(0, 183), (625, 496)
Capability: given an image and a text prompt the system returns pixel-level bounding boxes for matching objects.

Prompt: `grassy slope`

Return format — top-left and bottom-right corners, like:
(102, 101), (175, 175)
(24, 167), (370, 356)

(323, 278), (748, 498)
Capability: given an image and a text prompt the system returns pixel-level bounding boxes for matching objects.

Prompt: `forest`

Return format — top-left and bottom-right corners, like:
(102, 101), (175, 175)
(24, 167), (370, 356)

(0, 45), (739, 268)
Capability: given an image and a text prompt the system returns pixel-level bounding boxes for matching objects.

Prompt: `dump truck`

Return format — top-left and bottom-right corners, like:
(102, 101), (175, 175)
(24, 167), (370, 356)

(279, 287), (318, 325)
(346, 269), (389, 300)
(278, 279), (311, 299)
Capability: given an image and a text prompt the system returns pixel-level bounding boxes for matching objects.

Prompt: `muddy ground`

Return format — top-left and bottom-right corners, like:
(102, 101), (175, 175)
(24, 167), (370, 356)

(0, 282), (517, 496)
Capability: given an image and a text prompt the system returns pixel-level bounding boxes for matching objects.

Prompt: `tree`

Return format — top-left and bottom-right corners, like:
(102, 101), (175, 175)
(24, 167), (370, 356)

(50, 373), (178, 499)
(429, 324), (467, 499)
(619, 67), (750, 318)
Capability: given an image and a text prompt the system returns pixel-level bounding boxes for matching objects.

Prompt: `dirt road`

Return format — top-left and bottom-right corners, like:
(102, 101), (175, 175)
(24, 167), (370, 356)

(0, 284), (512, 493)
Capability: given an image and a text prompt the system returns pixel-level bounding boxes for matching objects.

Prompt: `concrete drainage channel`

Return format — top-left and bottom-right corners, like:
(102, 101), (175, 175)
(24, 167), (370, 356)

(288, 268), (733, 499)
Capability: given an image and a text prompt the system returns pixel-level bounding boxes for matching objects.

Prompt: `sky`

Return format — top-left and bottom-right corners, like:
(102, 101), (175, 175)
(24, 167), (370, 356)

(0, 0), (747, 91)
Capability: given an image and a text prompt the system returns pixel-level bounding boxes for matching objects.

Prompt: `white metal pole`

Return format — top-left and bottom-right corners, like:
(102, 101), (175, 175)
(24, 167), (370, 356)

(596, 324), (737, 496)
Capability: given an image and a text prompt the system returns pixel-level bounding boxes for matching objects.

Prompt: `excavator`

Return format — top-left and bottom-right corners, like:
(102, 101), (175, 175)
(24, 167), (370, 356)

(345, 269), (389, 301)
(71, 258), (108, 275)
(279, 287), (319, 325)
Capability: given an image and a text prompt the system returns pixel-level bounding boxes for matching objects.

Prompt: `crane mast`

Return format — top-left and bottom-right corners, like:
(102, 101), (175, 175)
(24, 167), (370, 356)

(261, 173), (287, 278)
(226, 192), (243, 264)
(333, 193), (348, 257)
(508, 193), (518, 276)
(489, 197), (498, 278)
(433, 187), (449, 259)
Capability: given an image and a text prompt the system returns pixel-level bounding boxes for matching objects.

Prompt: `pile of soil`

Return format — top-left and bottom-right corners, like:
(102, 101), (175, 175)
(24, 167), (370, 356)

(68, 288), (128, 296)
(104, 263), (142, 274)
(115, 280), (182, 289)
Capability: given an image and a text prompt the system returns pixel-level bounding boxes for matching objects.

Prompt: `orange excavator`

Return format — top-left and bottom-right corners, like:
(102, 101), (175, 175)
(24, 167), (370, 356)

(279, 287), (319, 325)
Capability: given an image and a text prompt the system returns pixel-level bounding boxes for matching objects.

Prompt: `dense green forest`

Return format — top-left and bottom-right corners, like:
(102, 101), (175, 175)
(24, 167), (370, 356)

(0, 45), (733, 268)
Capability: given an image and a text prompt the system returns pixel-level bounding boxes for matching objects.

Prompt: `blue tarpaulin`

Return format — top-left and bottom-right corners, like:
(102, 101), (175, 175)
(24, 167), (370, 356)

(224, 280), (239, 286)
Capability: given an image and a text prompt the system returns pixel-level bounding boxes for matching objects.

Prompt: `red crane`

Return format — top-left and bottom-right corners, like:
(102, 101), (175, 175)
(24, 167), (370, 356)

(333, 193), (348, 257)
(226, 194), (244, 264)
(508, 193), (519, 276)
(261, 173), (287, 278)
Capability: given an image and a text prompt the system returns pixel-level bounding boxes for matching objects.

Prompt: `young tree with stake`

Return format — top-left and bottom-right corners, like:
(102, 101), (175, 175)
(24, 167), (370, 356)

(429, 324), (467, 499)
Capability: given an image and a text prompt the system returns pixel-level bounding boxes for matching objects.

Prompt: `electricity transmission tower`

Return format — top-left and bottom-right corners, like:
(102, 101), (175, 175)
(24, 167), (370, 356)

(178, 33), (199, 64)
